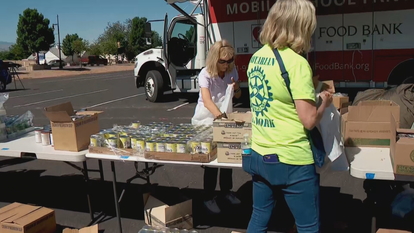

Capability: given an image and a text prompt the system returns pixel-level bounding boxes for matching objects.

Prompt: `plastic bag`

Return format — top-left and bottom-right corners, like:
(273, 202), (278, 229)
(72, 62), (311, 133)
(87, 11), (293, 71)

(191, 85), (234, 126)
(0, 93), (9, 117)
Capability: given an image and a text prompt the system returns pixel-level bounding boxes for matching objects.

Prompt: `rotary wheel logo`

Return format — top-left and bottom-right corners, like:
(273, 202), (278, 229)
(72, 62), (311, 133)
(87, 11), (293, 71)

(248, 66), (273, 117)
(410, 150), (414, 163)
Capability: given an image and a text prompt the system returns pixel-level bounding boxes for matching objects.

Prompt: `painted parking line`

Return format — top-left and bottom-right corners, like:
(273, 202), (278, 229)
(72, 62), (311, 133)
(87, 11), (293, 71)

(167, 102), (190, 111)
(10, 89), (63, 99)
(85, 93), (145, 109)
(14, 89), (108, 108)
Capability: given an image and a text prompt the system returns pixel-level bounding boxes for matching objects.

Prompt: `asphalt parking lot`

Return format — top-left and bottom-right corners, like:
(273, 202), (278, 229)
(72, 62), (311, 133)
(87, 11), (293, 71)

(0, 71), (371, 233)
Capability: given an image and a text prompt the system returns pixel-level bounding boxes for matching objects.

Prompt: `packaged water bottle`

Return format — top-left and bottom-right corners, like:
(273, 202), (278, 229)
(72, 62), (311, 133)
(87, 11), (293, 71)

(241, 133), (251, 156)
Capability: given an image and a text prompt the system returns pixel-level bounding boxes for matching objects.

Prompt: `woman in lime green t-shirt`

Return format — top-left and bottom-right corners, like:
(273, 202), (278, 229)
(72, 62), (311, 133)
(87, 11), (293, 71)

(243, 0), (333, 232)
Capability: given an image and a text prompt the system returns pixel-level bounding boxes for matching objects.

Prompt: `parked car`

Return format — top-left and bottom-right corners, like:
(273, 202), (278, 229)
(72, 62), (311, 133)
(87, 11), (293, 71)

(80, 56), (108, 66)
(47, 59), (66, 67)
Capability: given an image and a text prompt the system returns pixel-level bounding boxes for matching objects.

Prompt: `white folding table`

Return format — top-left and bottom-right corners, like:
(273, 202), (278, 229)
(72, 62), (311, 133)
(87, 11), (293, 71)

(86, 152), (242, 233)
(0, 131), (105, 225)
(347, 147), (414, 233)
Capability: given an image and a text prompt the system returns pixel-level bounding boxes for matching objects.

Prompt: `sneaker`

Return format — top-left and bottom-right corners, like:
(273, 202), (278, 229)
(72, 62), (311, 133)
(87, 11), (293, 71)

(224, 192), (241, 205)
(203, 198), (221, 214)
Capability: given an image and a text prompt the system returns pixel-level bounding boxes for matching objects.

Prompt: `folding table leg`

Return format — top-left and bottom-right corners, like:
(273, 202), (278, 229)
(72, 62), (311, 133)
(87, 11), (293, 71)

(98, 160), (104, 181)
(111, 161), (123, 233)
(82, 161), (94, 221)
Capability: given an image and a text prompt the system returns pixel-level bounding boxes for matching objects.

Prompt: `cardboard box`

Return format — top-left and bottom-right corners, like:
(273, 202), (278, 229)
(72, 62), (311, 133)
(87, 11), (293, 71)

(0, 202), (56, 233)
(315, 79), (350, 109)
(213, 112), (252, 143)
(145, 149), (217, 163)
(217, 142), (242, 164)
(377, 229), (411, 233)
(43, 102), (102, 152)
(63, 224), (98, 233)
(143, 194), (193, 229)
(390, 114), (414, 176)
(341, 100), (400, 147)
(332, 95), (350, 110)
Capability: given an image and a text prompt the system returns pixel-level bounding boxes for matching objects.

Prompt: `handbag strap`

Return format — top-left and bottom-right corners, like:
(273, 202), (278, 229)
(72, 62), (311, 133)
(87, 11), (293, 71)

(272, 49), (295, 106)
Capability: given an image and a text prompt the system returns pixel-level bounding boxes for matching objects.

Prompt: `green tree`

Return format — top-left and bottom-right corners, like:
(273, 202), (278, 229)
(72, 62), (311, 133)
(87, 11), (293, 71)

(151, 31), (162, 47)
(88, 42), (102, 56)
(72, 39), (88, 57)
(62, 33), (81, 61)
(16, 8), (55, 64)
(0, 44), (29, 61)
(98, 21), (127, 57)
(9, 44), (29, 60)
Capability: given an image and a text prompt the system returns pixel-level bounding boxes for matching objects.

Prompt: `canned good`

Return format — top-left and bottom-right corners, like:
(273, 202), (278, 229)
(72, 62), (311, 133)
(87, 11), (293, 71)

(146, 140), (156, 152)
(105, 131), (118, 139)
(131, 121), (141, 129)
(49, 130), (54, 146)
(119, 136), (131, 148)
(201, 141), (212, 154)
(90, 135), (101, 147)
(134, 138), (146, 151)
(119, 132), (129, 137)
(165, 142), (177, 153)
(156, 141), (166, 152)
(34, 129), (42, 143)
(41, 131), (51, 146)
(190, 140), (201, 154)
(176, 141), (187, 153)
(107, 137), (118, 148)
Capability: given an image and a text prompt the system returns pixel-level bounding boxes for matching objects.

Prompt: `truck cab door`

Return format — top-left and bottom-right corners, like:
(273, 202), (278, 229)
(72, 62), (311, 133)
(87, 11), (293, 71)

(167, 17), (197, 68)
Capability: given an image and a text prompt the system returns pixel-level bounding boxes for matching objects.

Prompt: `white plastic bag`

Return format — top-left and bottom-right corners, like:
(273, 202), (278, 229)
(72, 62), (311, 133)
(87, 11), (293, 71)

(191, 85), (234, 126)
(0, 93), (9, 117)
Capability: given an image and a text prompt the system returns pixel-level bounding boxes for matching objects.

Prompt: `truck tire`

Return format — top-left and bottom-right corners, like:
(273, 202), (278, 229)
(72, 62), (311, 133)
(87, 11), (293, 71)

(387, 59), (414, 86)
(145, 70), (164, 102)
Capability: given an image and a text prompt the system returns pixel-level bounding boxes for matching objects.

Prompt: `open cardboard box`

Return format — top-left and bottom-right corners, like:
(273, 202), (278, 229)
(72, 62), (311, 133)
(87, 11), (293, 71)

(143, 193), (193, 229)
(314, 77), (350, 109)
(43, 102), (102, 152)
(377, 229), (411, 233)
(341, 100), (400, 147)
(213, 112), (252, 143)
(390, 114), (414, 176)
(63, 224), (98, 233)
(0, 202), (56, 233)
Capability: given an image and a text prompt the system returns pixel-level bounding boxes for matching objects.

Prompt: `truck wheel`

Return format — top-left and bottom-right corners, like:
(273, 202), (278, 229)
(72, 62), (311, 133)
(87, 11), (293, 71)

(387, 59), (414, 86)
(145, 70), (164, 102)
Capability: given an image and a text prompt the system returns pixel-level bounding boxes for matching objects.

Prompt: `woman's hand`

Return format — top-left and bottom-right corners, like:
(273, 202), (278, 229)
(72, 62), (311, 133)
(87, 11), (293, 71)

(231, 77), (242, 98)
(320, 91), (333, 107)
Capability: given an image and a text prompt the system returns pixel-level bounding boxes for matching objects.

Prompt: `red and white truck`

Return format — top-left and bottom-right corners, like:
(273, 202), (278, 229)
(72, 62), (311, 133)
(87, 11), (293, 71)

(134, 0), (414, 102)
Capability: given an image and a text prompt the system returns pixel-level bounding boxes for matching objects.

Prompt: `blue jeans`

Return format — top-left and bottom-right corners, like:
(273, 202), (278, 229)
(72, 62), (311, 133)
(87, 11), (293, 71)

(242, 150), (320, 233)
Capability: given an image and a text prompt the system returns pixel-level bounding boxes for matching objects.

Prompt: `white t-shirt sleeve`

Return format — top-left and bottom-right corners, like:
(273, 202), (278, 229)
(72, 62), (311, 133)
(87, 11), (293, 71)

(198, 69), (211, 88)
(232, 67), (239, 82)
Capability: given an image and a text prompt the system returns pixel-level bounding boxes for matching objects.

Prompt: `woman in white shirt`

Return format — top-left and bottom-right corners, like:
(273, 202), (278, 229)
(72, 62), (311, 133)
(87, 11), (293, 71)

(191, 40), (242, 214)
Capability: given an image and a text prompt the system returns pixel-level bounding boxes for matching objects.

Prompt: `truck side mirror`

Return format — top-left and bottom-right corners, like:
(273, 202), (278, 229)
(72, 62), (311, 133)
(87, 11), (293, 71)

(145, 22), (152, 38)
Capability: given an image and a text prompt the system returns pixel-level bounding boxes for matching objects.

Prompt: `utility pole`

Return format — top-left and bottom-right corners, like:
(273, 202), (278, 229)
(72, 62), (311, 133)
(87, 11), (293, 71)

(57, 15), (62, 69)
(53, 15), (63, 69)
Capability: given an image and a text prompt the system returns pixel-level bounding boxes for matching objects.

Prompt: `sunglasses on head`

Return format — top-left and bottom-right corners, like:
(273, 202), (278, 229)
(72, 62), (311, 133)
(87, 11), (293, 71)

(218, 58), (234, 64)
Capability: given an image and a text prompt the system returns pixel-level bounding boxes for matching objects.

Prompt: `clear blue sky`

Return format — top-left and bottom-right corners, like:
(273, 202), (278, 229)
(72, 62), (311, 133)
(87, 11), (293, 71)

(0, 0), (195, 43)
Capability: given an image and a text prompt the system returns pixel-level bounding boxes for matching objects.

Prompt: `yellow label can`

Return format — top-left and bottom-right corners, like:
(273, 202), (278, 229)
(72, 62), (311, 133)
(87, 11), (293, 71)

(107, 137), (118, 148)
(201, 141), (212, 154)
(146, 141), (155, 152)
(165, 142), (177, 153)
(119, 136), (131, 148)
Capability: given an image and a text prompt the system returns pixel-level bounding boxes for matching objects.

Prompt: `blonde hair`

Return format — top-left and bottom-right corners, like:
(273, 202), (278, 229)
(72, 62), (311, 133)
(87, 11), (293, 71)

(205, 40), (235, 77)
(259, 0), (316, 53)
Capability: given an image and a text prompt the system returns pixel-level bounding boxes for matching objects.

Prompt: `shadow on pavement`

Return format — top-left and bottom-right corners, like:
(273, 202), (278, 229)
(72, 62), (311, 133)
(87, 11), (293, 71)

(3, 170), (410, 232)
(0, 158), (33, 169)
